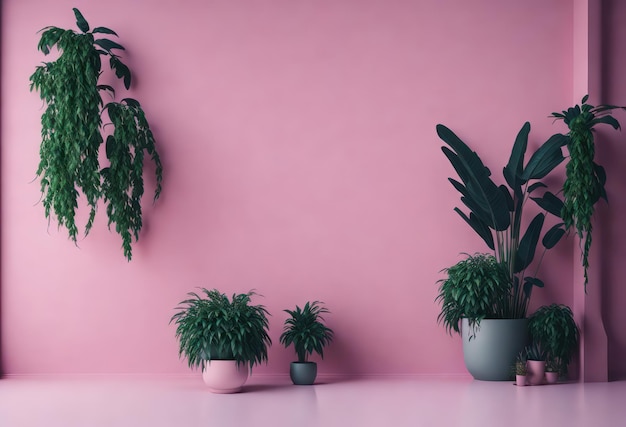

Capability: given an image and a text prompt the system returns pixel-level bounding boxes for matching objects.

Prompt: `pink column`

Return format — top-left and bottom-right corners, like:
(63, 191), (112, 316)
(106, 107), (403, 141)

(572, 0), (608, 382)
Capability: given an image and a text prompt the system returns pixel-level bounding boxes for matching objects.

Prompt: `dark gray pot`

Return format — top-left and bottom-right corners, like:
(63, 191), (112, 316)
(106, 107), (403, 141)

(290, 362), (317, 385)
(462, 318), (529, 381)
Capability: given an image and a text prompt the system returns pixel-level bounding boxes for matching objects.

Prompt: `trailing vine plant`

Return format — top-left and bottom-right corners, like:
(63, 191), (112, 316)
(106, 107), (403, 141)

(29, 8), (162, 261)
(551, 95), (625, 289)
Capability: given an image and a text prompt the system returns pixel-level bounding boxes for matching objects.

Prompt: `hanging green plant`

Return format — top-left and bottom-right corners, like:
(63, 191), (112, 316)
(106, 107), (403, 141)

(551, 95), (625, 289)
(29, 8), (162, 261)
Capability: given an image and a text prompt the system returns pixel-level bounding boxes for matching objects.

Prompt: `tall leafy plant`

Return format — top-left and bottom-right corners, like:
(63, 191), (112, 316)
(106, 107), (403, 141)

(437, 122), (567, 318)
(29, 8), (162, 261)
(551, 95), (625, 289)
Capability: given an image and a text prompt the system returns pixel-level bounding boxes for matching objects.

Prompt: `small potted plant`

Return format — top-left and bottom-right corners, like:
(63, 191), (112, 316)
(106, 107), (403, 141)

(514, 351), (528, 386)
(280, 301), (334, 385)
(545, 358), (559, 384)
(528, 304), (579, 379)
(170, 289), (271, 393)
(525, 343), (546, 385)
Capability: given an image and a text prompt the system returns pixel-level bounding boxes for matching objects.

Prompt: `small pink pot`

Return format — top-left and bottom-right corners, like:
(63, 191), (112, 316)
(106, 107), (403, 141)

(202, 360), (249, 394)
(527, 360), (546, 385)
(545, 371), (559, 384)
(515, 375), (527, 386)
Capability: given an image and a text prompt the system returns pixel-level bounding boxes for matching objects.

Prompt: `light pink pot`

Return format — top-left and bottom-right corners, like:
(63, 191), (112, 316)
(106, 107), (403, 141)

(202, 360), (249, 394)
(515, 375), (527, 386)
(545, 371), (559, 384)
(527, 360), (546, 385)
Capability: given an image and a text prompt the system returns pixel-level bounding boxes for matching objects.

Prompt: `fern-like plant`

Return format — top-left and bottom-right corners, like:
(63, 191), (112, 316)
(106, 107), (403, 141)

(29, 8), (162, 261)
(170, 289), (271, 371)
(436, 253), (511, 337)
(280, 301), (334, 363)
(551, 95), (625, 289)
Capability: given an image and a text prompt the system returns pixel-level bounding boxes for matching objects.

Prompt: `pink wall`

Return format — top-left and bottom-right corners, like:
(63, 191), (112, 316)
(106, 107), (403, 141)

(0, 0), (596, 377)
(599, 0), (626, 380)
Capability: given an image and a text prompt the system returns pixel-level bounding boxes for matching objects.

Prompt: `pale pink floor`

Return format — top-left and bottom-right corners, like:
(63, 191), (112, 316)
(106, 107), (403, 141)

(1, 375), (625, 427)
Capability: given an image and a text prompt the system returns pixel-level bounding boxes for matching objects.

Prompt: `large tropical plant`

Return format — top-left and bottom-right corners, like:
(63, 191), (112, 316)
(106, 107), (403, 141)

(551, 95), (625, 289)
(29, 8), (162, 261)
(437, 122), (568, 318)
(280, 301), (334, 363)
(170, 289), (272, 371)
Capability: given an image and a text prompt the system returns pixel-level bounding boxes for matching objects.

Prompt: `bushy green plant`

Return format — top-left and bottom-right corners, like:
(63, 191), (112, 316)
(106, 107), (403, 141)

(436, 253), (511, 336)
(280, 301), (334, 363)
(551, 95), (625, 289)
(528, 304), (578, 375)
(170, 289), (271, 371)
(437, 122), (567, 317)
(29, 8), (162, 261)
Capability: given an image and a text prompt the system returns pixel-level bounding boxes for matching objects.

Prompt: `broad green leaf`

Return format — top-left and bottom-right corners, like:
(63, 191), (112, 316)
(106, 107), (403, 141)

(504, 122), (530, 190)
(542, 223), (566, 249)
(522, 133), (567, 180)
(515, 213), (544, 272)
(73, 8), (90, 33)
(92, 26), (119, 36)
(530, 191), (564, 217)
(454, 209), (495, 250)
(94, 38), (125, 52)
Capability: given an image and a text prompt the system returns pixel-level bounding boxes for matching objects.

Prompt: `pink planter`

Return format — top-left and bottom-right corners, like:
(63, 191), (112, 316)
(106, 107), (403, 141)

(527, 360), (546, 385)
(515, 375), (527, 386)
(202, 360), (249, 394)
(545, 371), (559, 384)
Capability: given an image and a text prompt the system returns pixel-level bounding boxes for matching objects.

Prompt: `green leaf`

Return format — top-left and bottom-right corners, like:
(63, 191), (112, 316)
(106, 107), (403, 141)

(73, 8), (90, 33)
(590, 115), (620, 130)
(530, 191), (564, 217)
(454, 209), (494, 250)
(94, 38), (126, 52)
(515, 213), (544, 272)
(97, 85), (116, 98)
(503, 122), (530, 190)
(110, 56), (132, 89)
(542, 223), (566, 249)
(92, 27), (119, 36)
(522, 133), (567, 181)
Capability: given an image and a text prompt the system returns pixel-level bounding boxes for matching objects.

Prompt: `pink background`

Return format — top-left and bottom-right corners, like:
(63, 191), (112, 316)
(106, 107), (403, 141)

(1, 0), (625, 378)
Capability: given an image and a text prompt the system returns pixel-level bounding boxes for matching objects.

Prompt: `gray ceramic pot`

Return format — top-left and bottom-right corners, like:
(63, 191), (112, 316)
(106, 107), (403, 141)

(290, 362), (317, 385)
(462, 318), (529, 381)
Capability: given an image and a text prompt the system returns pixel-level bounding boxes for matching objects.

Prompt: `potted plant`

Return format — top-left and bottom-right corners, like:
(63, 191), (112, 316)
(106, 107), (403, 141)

(551, 95), (625, 289)
(525, 342), (546, 385)
(514, 351), (528, 386)
(436, 122), (568, 380)
(436, 252), (524, 380)
(170, 289), (271, 393)
(545, 359), (559, 384)
(528, 303), (579, 379)
(29, 8), (163, 261)
(280, 301), (334, 385)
